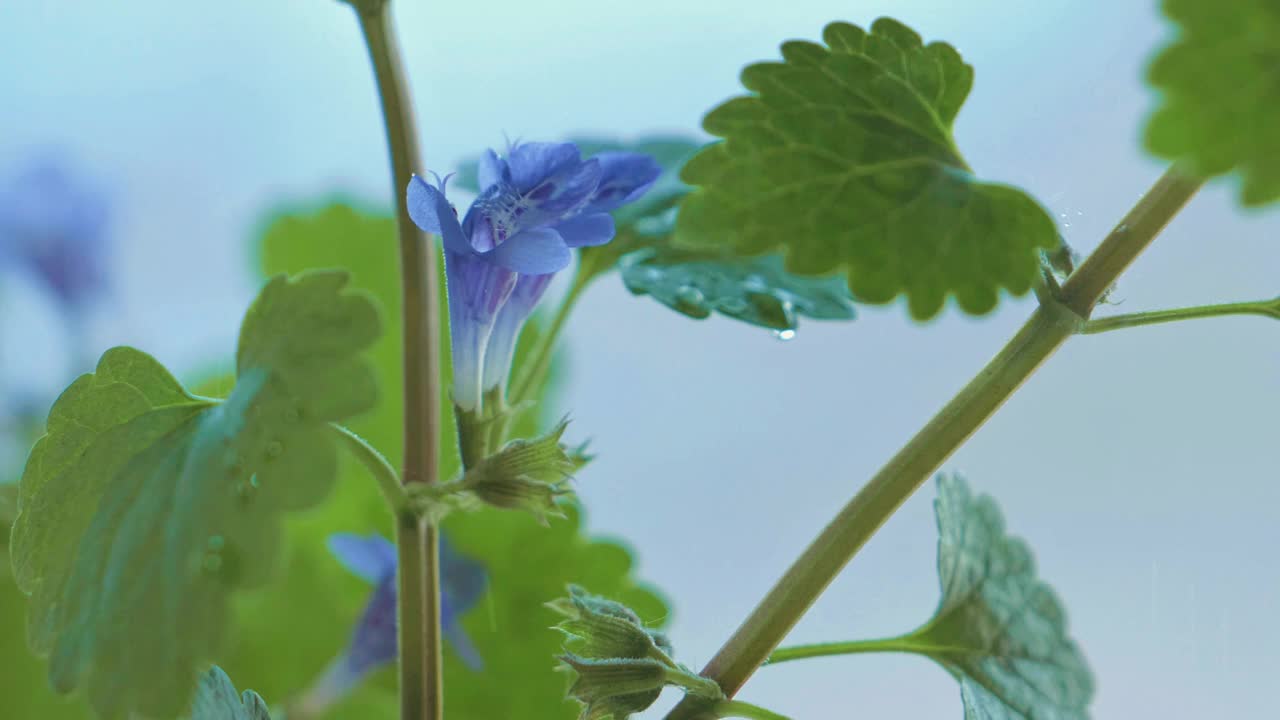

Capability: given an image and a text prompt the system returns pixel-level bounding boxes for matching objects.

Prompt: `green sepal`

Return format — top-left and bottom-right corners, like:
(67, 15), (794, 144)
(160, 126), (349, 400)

(558, 655), (723, 720)
(551, 585), (675, 663)
(559, 655), (669, 706)
(552, 587), (722, 719)
(462, 420), (577, 524)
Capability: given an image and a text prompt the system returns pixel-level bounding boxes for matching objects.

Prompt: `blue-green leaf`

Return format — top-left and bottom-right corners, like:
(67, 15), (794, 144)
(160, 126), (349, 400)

(620, 249), (855, 330)
(189, 666), (273, 720)
(1145, 0), (1280, 206)
(769, 475), (1092, 719)
(675, 18), (1058, 319)
(8, 271), (379, 719)
(923, 474), (1093, 719)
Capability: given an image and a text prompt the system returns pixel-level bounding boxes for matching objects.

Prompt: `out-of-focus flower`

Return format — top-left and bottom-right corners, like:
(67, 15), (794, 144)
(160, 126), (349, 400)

(407, 142), (660, 415)
(293, 533), (487, 715)
(0, 157), (110, 312)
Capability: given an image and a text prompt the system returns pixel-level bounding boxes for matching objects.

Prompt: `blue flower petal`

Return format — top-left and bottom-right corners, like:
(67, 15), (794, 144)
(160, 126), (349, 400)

(582, 151), (663, 214)
(445, 622), (484, 671)
(327, 533), (397, 584)
(486, 227), (572, 274)
(440, 535), (489, 615)
(554, 213), (615, 248)
(0, 156), (111, 310)
(506, 142), (582, 191)
(482, 273), (554, 393)
(477, 149), (508, 192)
(407, 174), (470, 254)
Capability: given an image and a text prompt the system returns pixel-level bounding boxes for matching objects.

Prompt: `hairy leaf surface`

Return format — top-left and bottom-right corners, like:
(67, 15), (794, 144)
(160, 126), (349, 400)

(676, 18), (1058, 319)
(9, 271), (378, 718)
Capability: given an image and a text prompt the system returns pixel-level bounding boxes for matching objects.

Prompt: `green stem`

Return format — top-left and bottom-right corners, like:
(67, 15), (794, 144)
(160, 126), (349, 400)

(508, 268), (591, 413)
(352, 2), (444, 719)
(664, 166), (1204, 719)
(330, 423), (406, 511)
(711, 700), (792, 720)
(1081, 297), (1280, 334)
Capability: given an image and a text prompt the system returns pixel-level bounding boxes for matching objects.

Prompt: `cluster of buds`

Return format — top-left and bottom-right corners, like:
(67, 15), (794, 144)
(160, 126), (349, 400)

(550, 586), (723, 720)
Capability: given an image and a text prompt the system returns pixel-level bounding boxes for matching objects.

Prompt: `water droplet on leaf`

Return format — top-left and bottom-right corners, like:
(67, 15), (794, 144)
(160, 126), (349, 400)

(266, 440), (283, 459)
(673, 285), (708, 316)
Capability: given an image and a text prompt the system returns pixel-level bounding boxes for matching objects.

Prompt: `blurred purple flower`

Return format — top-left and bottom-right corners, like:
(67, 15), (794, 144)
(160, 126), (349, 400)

(408, 142), (660, 412)
(0, 157), (110, 312)
(295, 533), (487, 714)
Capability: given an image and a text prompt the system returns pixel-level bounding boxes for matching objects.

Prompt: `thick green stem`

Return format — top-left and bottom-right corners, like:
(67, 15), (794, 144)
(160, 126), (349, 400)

(664, 166), (1204, 719)
(330, 423), (407, 511)
(353, 2), (444, 719)
(1082, 297), (1280, 334)
(712, 700), (792, 720)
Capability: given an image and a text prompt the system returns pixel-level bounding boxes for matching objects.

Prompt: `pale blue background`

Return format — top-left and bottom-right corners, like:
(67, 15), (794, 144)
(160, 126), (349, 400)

(1, 1), (1278, 717)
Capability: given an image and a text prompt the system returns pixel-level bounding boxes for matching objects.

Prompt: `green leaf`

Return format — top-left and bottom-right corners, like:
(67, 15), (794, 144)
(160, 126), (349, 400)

(221, 201), (668, 720)
(1145, 0), (1280, 206)
(571, 137), (859, 332)
(919, 475), (1093, 719)
(620, 249), (855, 330)
(189, 666), (272, 720)
(8, 270), (379, 719)
(675, 17), (1059, 319)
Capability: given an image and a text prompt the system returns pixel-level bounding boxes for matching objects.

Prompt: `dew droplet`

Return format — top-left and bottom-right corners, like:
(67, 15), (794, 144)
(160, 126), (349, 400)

(266, 440), (283, 459)
(774, 329), (797, 341)
(674, 285), (707, 313)
(742, 274), (770, 293)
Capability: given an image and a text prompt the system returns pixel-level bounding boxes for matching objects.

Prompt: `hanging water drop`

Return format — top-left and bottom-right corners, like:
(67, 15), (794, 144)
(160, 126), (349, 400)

(774, 329), (797, 341)
(673, 285), (709, 317)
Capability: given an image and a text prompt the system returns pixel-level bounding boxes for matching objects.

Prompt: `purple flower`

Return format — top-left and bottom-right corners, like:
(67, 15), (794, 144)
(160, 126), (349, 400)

(295, 533), (486, 715)
(0, 157), (110, 312)
(408, 142), (660, 412)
